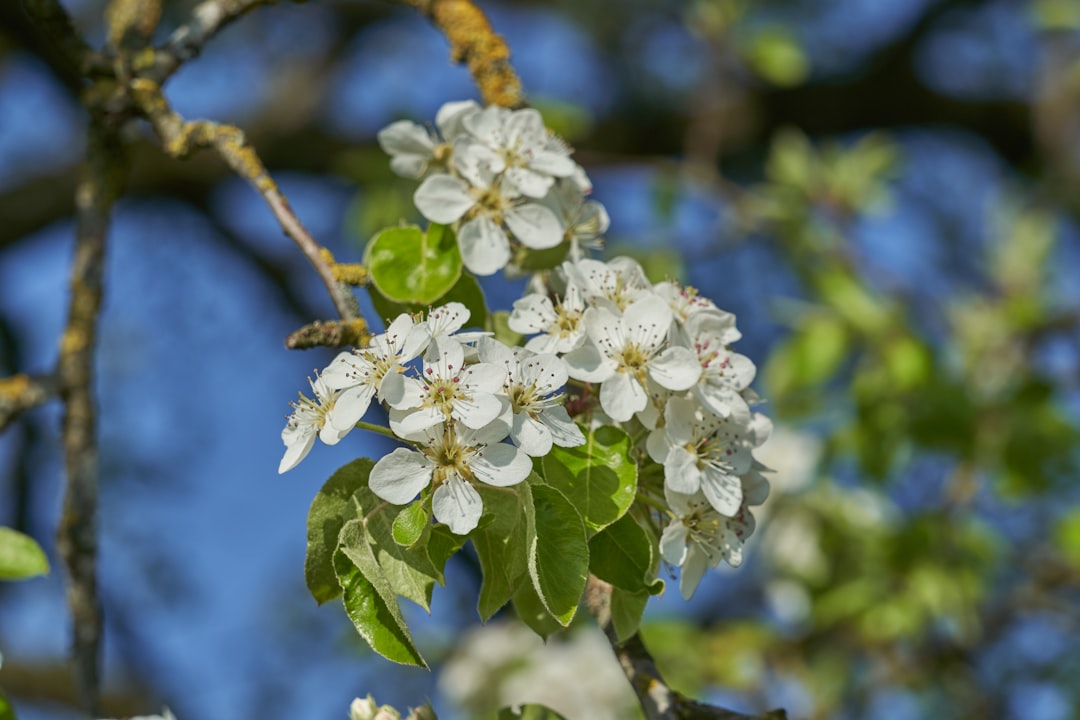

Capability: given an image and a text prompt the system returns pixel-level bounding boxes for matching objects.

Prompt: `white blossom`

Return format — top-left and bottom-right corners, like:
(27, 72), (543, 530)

(462, 106), (577, 197)
(563, 295), (701, 422)
(680, 311), (756, 421)
(545, 177), (609, 260)
(377, 100), (480, 179)
(319, 313), (427, 431)
(477, 337), (585, 456)
(279, 375), (350, 474)
(413, 160), (563, 276)
(661, 488), (756, 599)
(563, 257), (651, 312)
(646, 396), (753, 516)
(369, 421), (531, 535)
(509, 282), (589, 354)
(383, 337), (506, 437)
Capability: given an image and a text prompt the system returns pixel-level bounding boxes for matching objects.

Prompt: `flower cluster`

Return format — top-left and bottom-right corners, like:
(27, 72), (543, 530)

(283, 100), (773, 600)
(279, 303), (585, 535)
(378, 100), (609, 276)
(510, 255), (771, 598)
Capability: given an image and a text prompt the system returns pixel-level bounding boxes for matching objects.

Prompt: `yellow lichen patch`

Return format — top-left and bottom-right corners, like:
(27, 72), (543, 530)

(429, 0), (524, 108)
(60, 326), (90, 356)
(332, 264), (370, 287)
(0, 374), (32, 400)
(339, 319), (372, 348)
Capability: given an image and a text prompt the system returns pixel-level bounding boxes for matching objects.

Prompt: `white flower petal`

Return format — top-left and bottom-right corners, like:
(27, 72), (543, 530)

(623, 295), (673, 351)
(432, 474), (484, 535)
(458, 216), (511, 276)
(453, 392), (504, 429)
(680, 547), (709, 600)
(649, 346), (702, 391)
(370, 448), (434, 504)
(329, 384), (376, 430)
(389, 405), (445, 437)
(660, 522), (690, 566)
(512, 413), (553, 456)
(538, 405), (585, 448)
(381, 374), (425, 410)
(278, 427), (316, 473)
(600, 372), (647, 422)
(664, 446), (701, 495)
(505, 203), (563, 249)
(701, 467), (743, 517)
(646, 427), (672, 464)
(460, 361), (508, 395)
(509, 294), (556, 334)
(414, 174), (474, 224)
(435, 99), (480, 138)
(563, 342), (615, 382)
(504, 166), (554, 199)
(471, 442), (532, 487)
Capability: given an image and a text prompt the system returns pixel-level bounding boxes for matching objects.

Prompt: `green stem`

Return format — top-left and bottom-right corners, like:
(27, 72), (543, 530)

(354, 419), (400, 441)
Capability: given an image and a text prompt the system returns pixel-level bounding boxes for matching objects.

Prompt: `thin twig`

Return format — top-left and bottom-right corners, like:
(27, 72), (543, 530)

(144, 0), (273, 83)
(285, 320), (371, 350)
(0, 373), (61, 432)
(55, 116), (126, 716)
(128, 78), (363, 324)
(584, 576), (787, 720)
(396, 0), (526, 109)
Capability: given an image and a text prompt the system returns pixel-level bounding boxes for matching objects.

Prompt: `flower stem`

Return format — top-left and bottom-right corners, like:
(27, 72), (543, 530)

(353, 420), (400, 441)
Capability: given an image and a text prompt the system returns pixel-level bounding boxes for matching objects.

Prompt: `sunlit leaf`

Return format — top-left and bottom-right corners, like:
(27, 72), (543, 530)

(528, 483), (588, 626)
(541, 425), (637, 537)
(392, 500), (430, 548)
(366, 224), (462, 305)
(335, 519), (427, 667)
(0, 527), (49, 581)
(369, 272), (488, 333)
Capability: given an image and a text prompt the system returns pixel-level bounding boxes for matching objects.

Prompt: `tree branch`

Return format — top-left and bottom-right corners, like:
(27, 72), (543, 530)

(54, 115), (126, 716)
(143, 0), (274, 84)
(0, 373), (61, 431)
(396, 0), (526, 109)
(128, 78), (363, 325)
(584, 576), (787, 720)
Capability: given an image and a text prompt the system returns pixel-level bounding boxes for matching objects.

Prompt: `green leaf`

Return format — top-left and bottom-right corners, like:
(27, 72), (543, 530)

(472, 484), (533, 620)
(427, 524), (468, 583)
(305, 459), (374, 604)
(353, 487), (441, 612)
(0, 686), (16, 720)
(512, 242), (569, 272)
(0, 527), (49, 581)
(764, 313), (848, 400)
(512, 577), (564, 640)
(588, 514), (654, 593)
(366, 224), (462, 305)
(392, 500), (430, 547)
(745, 27), (809, 87)
(1054, 507), (1080, 568)
(495, 703), (569, 720)
(334, 519), (427, 667)
(541, 425), (637, 537)
(528, 484), (588, 626)
(369, 272), (489, 333)
(610, 587), (650, 643)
